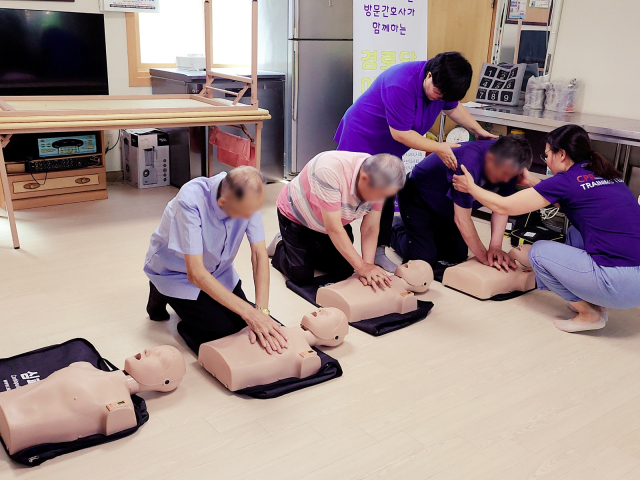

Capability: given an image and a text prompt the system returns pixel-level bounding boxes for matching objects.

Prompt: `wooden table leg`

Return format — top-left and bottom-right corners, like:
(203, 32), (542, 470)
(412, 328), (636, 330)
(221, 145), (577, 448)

(0, 143), (19, 249)
(254, 121), (262, 171)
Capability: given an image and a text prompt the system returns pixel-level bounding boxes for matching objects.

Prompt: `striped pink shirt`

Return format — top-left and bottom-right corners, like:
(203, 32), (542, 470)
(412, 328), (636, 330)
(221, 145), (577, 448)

(277, 151), (383, 233)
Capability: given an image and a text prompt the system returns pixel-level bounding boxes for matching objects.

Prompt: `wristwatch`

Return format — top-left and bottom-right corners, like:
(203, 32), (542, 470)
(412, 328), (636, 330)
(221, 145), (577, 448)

(255, 306), (270, 316)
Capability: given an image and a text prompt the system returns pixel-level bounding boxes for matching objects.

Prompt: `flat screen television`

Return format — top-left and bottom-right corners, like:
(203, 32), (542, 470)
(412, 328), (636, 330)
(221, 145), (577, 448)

(0, 9), (109, 96)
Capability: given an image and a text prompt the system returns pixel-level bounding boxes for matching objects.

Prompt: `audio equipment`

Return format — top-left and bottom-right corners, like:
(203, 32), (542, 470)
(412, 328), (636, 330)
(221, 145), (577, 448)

(26, 156), (100, 173)
(37, 134), (98, 158)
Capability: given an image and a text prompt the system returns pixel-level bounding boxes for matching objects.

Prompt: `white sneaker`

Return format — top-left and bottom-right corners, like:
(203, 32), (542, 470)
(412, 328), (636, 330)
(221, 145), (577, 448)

(266, 232), (282, 257)
(554, 311), (608, 333)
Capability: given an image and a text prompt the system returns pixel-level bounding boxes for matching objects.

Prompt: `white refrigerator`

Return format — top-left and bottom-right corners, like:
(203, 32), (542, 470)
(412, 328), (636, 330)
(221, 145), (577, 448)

(259, 0), (353, 175)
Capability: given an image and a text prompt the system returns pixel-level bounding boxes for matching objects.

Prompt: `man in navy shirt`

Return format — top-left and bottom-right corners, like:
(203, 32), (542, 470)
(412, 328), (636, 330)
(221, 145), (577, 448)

(390, 136), (532, 273)
(451, 125), (640, 332)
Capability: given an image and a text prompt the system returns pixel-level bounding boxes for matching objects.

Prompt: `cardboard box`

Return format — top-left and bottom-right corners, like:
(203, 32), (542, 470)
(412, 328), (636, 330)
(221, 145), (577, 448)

(122, 129), (170, 189)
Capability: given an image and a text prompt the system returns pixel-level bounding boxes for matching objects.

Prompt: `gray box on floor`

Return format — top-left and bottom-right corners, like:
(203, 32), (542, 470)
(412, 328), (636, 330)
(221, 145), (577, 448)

(122, 129), (170, 189)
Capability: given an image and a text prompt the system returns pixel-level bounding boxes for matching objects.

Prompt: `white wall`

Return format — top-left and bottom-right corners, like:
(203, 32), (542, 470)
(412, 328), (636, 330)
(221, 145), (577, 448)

(552, 0), (640, 119)
(0, 0), (151, 171)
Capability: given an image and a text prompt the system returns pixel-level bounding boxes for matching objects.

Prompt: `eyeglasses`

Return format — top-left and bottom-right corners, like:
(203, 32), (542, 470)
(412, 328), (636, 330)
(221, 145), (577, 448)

(540, 150), (551, 164)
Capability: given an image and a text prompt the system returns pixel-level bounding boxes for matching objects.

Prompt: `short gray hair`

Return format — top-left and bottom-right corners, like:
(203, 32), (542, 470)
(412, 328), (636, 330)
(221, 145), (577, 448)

(221, 166), (266, 200)
(361, 154), (406, 189)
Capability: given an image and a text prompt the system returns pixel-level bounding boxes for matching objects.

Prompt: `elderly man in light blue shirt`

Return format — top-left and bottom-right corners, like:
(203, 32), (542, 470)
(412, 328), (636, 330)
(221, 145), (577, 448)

(144, 166), (288, 355)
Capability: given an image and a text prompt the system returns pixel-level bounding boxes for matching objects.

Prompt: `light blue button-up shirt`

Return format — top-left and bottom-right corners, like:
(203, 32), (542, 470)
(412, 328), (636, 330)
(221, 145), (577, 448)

(144, 173), (265, 300)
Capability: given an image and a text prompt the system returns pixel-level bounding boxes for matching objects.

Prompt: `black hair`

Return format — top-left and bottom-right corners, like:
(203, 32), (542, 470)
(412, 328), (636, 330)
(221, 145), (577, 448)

(544, 125), (621, 180)
(425, 52), (473, 102)
(488, 135), (533, 170)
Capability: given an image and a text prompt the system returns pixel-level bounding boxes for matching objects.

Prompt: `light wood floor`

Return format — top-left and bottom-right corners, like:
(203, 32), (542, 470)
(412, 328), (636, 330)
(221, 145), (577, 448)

(1, 183), (640, 479)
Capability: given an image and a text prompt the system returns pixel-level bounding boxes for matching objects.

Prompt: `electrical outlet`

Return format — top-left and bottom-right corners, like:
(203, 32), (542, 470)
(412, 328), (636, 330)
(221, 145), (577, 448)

(104, 130), (119, 149)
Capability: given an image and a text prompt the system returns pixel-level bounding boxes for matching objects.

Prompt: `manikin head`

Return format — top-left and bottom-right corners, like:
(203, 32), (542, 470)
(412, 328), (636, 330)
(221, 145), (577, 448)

(483, 135), (533, 184)
(300, 307), (349, 347)
(423, 52), (473, 102)
(356, 154), (405, 203)
(508, 244), (532, 269)
(395, 260), (434, 293)
(217, 167), (266, 220)
(124, 345), (186, 393)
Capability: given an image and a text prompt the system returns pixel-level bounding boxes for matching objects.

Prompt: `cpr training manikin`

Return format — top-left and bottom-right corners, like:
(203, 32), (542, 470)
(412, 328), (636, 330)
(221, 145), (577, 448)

(0, 346), (186, 455)
(442, 244), (536, 300)
(198, 307), (348, 392)
(316, 260), (434, 322)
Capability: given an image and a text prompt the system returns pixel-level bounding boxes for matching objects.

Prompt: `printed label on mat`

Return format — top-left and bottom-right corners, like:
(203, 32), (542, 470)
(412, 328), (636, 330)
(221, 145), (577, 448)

(1, 370), (41, 391)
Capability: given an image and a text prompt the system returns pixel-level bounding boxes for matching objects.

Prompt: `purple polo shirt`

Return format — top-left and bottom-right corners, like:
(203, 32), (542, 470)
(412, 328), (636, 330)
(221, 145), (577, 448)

(534, 162), (640, 267)
(334, 60), (459, 157)
(411, 140), (516, 219)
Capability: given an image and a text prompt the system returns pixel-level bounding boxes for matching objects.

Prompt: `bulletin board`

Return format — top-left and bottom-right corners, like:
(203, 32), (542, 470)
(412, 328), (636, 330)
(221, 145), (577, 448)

(507, 0), (551, 25)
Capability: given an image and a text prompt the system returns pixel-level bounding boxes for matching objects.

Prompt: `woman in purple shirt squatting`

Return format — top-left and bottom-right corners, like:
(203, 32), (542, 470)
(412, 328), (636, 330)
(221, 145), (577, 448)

(334, 52), (498, 272)
(453, 125), (640, 333)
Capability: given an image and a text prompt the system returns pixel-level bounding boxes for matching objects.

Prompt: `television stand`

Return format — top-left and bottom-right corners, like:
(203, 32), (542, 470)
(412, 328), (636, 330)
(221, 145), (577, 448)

(0, 131), (108, 211)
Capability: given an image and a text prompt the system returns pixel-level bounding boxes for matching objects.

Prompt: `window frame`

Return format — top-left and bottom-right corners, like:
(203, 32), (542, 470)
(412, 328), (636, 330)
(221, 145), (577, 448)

(125, 12), (248, 88)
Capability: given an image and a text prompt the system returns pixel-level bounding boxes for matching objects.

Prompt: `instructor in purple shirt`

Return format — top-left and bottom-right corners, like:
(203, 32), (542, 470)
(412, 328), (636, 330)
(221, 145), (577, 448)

(335, 52), (497, 271)
(453, 125), (640, 333)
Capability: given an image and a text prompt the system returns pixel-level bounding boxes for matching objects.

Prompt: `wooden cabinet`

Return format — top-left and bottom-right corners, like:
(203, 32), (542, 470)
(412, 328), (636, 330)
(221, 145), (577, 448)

(0, 131), (108, 210)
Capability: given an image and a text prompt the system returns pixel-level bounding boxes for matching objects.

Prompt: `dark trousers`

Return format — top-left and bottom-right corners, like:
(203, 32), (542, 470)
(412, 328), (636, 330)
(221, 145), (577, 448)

(272, 210), (355, 285)
(149, 280), (248, 354)
(390, 177), (468, 268)
(377, 195), (396, 247)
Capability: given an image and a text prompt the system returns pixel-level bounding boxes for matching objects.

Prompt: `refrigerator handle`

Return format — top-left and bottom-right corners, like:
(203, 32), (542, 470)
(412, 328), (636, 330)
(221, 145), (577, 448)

(293, 0), (300, 38)
(293, 42), (299, 121)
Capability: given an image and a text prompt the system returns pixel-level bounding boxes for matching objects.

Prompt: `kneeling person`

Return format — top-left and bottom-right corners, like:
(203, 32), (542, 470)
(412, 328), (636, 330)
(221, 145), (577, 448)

(144, 167), (287, 355)
(272, 151), (405, 290)
(390, 135), (532, 271)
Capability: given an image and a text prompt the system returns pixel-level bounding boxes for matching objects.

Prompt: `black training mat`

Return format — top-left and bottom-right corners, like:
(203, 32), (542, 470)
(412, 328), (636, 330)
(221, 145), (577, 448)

(285, 275), (434, 336)
(0, 338), (149, 467)
(350, 300), (434, 336)
(179, 313), (344, 399)
(236, 347), (343, 399)
(285, 274), (337, 307)
(444, 284), (535, 301)
(433, 260), (463, 283)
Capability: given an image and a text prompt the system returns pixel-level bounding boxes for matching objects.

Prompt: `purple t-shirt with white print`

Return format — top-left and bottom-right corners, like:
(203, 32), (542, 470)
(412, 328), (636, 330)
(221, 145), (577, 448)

(534, 162), (640, 267)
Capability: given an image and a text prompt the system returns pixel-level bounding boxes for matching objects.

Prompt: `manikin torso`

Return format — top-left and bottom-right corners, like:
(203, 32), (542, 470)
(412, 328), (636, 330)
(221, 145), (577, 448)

(0, 363), (136, 455)
(316, 260), (434, 322)
(198, 307), (348, 392)
(0, 346), (185, 455)
(442, 245), (536, 300)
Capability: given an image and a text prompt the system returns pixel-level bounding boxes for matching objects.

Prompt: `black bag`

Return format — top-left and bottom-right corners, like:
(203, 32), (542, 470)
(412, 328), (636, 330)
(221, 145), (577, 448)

(286, 274), (434, 336)
(510, 224), (565, 247)
(506, 210), (544, 235)
(0, 338), (149, 467)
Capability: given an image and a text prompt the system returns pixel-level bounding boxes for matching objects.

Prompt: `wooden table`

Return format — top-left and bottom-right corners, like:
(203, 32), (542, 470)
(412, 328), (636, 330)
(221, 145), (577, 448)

(0, 94), (271, 249)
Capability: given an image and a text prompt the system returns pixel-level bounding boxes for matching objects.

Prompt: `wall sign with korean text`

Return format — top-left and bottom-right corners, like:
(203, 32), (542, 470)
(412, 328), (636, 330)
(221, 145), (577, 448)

(353, 0), (427, 101)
